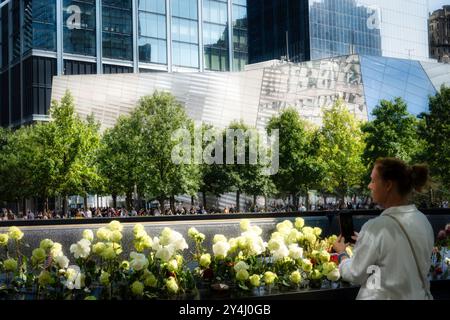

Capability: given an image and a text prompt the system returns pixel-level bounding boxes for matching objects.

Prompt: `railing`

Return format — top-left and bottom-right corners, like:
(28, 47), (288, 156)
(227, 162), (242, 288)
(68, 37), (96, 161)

(0, 208), (449, 227)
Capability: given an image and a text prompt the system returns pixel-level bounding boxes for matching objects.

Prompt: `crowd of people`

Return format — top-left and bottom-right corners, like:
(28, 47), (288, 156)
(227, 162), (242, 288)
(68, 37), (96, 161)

(0, 200), (448, 221)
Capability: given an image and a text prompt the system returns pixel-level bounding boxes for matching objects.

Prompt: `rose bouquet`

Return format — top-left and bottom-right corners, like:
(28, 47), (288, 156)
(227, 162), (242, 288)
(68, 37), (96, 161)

(430, 223), (450, 280)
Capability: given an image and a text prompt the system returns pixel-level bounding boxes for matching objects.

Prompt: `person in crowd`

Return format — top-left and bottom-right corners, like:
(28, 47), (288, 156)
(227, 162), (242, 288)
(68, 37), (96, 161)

(333, 158), (434, 300)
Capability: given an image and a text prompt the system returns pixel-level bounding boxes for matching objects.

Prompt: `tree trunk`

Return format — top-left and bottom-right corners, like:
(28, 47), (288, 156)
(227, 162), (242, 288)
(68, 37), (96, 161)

(16, 200), (20, 217)
(305, 191), (310, 211)
(169, 196), (175, 213)
(253, 194), (257, 207)
(236, 191), (241, 212)
(158, 197), (165, 212)
(292, 193), (298, 209)
(96, 194), (99, 209)
(22, 198), (27, 217)
(202, 192), (207, 209)
(191, 195), (195, 206)
(126, 191), (133, 210)
(264, 195), (268, 212)
(83, 194), (88, 211)
(112, 194), (117, 209)
(44, 197), (49, 213)
(62, 195), (68, 217)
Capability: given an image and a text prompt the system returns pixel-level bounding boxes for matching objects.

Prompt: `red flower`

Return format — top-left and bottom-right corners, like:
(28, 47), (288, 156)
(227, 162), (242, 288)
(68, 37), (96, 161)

(435, 267), (443, 275)
(330, 254), (339, 264)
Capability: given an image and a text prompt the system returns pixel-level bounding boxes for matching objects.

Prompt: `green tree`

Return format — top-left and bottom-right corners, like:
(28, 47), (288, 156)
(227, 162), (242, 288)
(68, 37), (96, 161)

(362, 98), (422, 178)
(134, 91), (201, 211)
(318, 100), (366, 202)
(266, 108), (324, 209)
(223, 121), (276, 212)
(0, 127), (37, 214)
(198, 123), (233, 209)
(97, 115), (142, 210)
(419, 86), (450, 194)
(34, 91), (102, 214)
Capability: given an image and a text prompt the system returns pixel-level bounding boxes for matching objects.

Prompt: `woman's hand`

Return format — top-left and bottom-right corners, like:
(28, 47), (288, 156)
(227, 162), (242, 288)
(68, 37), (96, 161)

(351, 231), (359, 242)
(333, 235), (347, 254)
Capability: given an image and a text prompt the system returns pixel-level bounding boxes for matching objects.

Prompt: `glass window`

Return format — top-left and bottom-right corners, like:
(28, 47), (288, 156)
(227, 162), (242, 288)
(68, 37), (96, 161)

(171, 0), (198, 68)
(63, 0), (96, 56)
(172, 17), (198, 44)
(361, 55), (436, 118)
(172, 42), (198, 68)
(139, 37), (166, 64)
(102, 0), (133, 60)
(138, 0), (167, 64)
(309, 0), (381, 60)
(139, 12), (166, 39)
(139, 0), (165, 15)
(32, 0), (57, 51)
(172, 0), (197, 20)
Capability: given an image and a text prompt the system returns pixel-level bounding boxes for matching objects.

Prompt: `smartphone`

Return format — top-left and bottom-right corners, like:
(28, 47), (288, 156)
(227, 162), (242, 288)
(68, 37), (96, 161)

(338, 212), (355, 244)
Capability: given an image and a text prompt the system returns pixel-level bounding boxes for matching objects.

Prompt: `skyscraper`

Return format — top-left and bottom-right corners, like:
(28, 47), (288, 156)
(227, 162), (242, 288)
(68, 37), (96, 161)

(429, 5), (450, 63)
(248, 0), (430, 64)
(0, 0), (248, 127)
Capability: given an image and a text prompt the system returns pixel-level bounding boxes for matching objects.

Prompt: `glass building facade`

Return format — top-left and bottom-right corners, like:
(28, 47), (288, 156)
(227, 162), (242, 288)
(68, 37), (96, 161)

(0, 0), (248, 127)
(360, 55), (436, 118)
(249, 0), (429, 64)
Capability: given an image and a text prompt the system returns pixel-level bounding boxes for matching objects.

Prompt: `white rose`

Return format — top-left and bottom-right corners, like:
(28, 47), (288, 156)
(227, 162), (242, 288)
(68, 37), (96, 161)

(97, 227), (112, 241)
(50, 243), (63, 258)
(133, 224), (145, 235)
(250, 226), (263, 236)
(213, 234), (228, 244)
(160, 228), (174, 246)
(272, 245), (289, 261)
(327, 268), (341, 282)
(108, 220), (123, 232)
(268, 238), (284, 251)
(286, 229), (300, 244)
(276, 220), (293, 234)
(288, 244), (303, 260)
(65, 265), (85, 290)
(155, 245), (175, 262)
(152, 237), (162, 251)
(240, 219), (251, 231)
(445, 257), (450, 266)
(55, 254), (69, 269)
(130, 252), (149, 271)
(70, 239), (91, 259)
(82, 230), (94, 242)
(234, 261), (250, 272)
(213, 241), (230, 259)
(173, 238), (188, 251)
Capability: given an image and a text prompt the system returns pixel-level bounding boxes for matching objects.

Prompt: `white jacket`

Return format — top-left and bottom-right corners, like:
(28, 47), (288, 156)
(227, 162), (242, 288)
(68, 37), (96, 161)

(339, 205), (434, 300)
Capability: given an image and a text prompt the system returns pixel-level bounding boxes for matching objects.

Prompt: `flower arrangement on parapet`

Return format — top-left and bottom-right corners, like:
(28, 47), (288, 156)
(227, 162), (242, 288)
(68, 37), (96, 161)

(430, 223), (450, 280)
(188, 219), (344, 294)
(0, 219), (354, 300)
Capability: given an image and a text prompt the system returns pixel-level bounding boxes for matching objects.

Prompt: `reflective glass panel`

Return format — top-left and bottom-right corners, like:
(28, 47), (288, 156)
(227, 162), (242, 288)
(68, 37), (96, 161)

(203, 0), (228, 71)
(361, 55), (436, 119)
(102, 0), (133, 60)
(32, 0), (57, 51)
(63, 0), (96, 56)
(232, 2), (247, 71)
(309, 0), (429, 61)
(139, 0), (167, 64)
(172, 0), (198, 68)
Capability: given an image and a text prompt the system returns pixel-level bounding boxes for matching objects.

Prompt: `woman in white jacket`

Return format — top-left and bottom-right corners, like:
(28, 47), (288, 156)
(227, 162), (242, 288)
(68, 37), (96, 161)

(333, 158), (435, 300)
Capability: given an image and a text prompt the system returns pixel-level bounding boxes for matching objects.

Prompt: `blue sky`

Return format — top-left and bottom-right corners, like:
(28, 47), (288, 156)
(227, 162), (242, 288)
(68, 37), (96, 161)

(429, 0), (450, 11)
